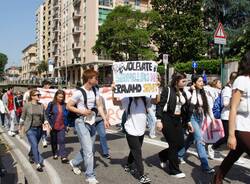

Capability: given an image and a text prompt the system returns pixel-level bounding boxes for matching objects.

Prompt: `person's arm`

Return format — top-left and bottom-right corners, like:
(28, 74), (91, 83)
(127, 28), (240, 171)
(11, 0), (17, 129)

(19, 103), (28, 126)
(96, 97), (110, 128)
(111, 83), (122, 106)
(227, 89), (241, 150)
(222, 87), (231, 107)
(66, 100), (91, 116)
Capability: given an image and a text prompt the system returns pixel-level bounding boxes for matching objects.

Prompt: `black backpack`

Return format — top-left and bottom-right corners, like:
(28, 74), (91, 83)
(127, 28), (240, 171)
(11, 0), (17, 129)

(121, 97), (148, 133)
(67, 87), (97, 126)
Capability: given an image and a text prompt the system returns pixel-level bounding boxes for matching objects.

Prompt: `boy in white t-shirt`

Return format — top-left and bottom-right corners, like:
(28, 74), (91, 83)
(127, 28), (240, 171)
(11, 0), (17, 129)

(67, 69), (109, 184)
(213, 51), (250, 183)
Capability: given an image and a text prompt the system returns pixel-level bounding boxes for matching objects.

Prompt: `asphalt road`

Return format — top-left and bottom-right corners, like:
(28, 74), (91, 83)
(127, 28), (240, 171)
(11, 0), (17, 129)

(2, 127), (250, 184)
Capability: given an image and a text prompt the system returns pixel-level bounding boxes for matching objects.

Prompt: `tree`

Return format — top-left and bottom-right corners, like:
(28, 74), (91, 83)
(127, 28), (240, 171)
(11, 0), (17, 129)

(203, 0), (250, 56)
(37, 60), (48, 77)
(0, 52), (8, 74)
(150, 0), (205, 64)
(92, 6), (156, 61)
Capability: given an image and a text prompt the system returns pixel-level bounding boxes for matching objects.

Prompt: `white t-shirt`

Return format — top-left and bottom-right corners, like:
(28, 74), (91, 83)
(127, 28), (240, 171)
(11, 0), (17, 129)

(121, 97), (150, 136)
(221, 86), (232, 120)
(70, 86), (100, 112)
(233, 76), (250, 132)
(23, 90), (30, 103)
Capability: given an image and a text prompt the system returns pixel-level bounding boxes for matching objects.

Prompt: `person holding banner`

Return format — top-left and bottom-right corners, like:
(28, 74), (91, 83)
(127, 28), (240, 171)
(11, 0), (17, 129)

(213, 51), (250, 184)
(112, 83), (159, 184)
(67, 69), (109, 184)
(156, 73), (193, 178)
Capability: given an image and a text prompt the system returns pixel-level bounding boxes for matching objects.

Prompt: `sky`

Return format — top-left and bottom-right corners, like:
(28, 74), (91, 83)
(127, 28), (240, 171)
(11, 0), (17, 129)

(0, 0), (43, 68)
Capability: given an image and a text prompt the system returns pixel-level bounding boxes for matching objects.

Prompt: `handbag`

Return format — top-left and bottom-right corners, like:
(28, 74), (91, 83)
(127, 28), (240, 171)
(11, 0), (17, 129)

(201, 117), (225, 144)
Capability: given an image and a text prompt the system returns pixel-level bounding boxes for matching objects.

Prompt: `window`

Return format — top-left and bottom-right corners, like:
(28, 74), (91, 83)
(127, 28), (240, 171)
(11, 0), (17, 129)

(124, 0), (129, 4)
(135, 0), (140, 6)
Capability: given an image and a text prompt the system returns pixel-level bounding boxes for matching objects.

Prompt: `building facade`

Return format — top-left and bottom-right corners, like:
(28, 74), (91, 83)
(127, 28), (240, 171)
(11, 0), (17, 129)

(36, 0), (151, 85)
(21, 43), (38, 81)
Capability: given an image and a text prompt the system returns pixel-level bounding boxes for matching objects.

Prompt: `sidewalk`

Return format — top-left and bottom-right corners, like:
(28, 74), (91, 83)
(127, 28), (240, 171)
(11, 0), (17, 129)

(0, 133), (25, 184)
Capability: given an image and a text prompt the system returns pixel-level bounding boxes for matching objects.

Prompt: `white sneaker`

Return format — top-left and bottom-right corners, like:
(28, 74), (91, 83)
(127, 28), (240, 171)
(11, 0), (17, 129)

(160, 161), (166, 168)
(207, 145), (215, 159)
(69, 160), (81, 175)
(86, 177), (99, 184)
(149, 135), (156, 139)
(179, 158), (186, 164)
(171, 172), (186, 178)
(8, 131), (15, 136)
(42, 139), (48, 148)
(8, 131), (12, 136)
(236, 158), (244, 164)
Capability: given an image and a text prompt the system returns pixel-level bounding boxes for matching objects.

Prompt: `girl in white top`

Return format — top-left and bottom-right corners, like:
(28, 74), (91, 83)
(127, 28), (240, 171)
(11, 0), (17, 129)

(212, 72), (238, 150)
(213, 51), (250, 184)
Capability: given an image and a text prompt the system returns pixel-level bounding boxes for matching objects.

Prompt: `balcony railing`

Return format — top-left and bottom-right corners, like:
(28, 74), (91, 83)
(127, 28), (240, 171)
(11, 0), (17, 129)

(72, 26), (81, 34)
(72, 42), (80, 50)
(71, 57), (81, 64)
(73, 10), (81, 19)
(73, 0), (81, 7)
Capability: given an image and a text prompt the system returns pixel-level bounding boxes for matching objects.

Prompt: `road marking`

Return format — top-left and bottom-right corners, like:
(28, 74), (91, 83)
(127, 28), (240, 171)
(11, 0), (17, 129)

(0, 128), (41, 184)
(16, 135), (63, 184)
(106, 129), (250, 169)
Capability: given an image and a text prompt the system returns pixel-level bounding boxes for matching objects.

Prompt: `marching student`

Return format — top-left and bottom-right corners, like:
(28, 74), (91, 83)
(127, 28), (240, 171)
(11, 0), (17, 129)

(67, 69), (109, 184)
(213, 51), (250, 184)
(156, 73), (193, 178)
(112, 82), (159, 184)
(46, 89), (69, 163)
(19, 89), (50, 172)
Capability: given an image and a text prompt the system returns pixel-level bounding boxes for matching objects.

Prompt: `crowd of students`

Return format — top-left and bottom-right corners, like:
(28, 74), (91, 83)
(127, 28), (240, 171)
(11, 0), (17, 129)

(0, 51), (249, 184)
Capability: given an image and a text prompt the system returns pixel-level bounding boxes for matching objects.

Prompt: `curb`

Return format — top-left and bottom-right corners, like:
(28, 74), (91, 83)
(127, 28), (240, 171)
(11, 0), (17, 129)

(0, 127), (41, 184)
(15, 135), (63, 184)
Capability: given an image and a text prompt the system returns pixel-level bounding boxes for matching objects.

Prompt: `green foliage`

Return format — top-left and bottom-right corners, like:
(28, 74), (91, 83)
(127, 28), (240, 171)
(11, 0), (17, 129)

(37, 60), (48, 74)
(203, 0), (250, 56)
(174, 59), (221, 74)
(150, 0), (206, 63)
(0, 53), (8, 74)
(92, 5), (156, 61)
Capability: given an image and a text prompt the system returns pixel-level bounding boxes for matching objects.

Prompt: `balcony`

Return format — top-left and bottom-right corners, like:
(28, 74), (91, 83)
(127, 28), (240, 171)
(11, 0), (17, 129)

(73, 10), (81, 19)
(53, 13), (59, 20)
(72, 42), (80, 50)
(53, 26), (60, 32)
(73, 0), (81, 7)
(72, 26), (81, 35)
(71, 57), (81, 64)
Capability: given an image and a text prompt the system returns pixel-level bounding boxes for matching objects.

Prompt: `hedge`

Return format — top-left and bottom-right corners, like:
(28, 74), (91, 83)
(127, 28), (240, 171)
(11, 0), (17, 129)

(157, 58), (239, 75)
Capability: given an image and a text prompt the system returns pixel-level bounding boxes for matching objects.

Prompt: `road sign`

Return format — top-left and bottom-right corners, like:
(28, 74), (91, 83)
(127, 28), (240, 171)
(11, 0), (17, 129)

(192, 60), (198, 69)
(163, 54), (169, 65)
(214, 22), (227, 45)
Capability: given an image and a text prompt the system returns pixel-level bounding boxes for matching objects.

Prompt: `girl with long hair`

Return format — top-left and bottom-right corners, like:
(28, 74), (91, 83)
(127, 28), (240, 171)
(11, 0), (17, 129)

(156, 72), (193, 178)
(46, 89), (69, 163)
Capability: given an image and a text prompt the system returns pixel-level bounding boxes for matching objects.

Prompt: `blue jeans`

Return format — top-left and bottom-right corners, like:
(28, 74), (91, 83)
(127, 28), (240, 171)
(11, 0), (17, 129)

(147, 105), (156, 137)
(27, 127), (44, 164)
(178, 114), (210, 170)
(71, 118), (96, 179)
(96, 121), (109, 155)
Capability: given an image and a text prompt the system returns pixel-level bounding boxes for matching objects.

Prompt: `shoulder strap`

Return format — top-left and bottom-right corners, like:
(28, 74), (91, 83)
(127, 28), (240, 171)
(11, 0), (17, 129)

(142, 96), (148, 114)
(127, 97), (133, 115)
(49, 102), (54, 114)
(77, 87), (88, 109)
(163, 87), (170, 112)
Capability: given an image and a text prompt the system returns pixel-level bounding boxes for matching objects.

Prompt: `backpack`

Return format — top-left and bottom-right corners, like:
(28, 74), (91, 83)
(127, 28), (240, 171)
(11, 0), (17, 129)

(212, 93), (223, 119)
(121, 97), (148, 133)
(67, 87), (97, 126)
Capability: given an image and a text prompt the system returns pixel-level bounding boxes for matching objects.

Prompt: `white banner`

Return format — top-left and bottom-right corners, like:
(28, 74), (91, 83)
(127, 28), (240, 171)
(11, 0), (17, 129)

(112, 61), (158, 97)
(37, 87), (123, 125)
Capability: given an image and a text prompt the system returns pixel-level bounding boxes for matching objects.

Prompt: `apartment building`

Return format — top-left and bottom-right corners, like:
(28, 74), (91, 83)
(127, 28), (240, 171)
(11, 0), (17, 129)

(21, 43), (38, 81)
(36, 0), (151, 84)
